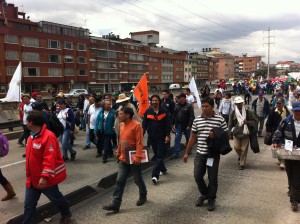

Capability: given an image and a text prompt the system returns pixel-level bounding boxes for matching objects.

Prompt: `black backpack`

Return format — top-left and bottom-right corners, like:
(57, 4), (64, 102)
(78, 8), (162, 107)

(47, 112), (64, 137)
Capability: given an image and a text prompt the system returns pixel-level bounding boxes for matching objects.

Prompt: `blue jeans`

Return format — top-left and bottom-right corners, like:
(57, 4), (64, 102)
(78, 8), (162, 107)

(103, 134), (113, 160)
(173, 124), (190, 156)
(112, 162), (147, 207)
(22, 185), (71, 224)
(59, 129), (75, 158)
(150, 137), (167, 179)
(85, 124), (90, 146)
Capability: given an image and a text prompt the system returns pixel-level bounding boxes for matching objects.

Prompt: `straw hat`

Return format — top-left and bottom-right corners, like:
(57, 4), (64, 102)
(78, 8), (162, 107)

(116, 93), (130, 103)
(234, 96), (244, 104)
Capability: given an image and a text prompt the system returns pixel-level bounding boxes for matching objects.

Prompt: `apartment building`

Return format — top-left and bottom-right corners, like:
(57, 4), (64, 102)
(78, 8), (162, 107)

(0, 2), (89, 95)
(235, 54), (261, 76)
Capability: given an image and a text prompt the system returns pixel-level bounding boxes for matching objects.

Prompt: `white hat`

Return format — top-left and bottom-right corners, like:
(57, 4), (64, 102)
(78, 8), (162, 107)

(116, 93), (130, 103)
(234, 96), (244, 104)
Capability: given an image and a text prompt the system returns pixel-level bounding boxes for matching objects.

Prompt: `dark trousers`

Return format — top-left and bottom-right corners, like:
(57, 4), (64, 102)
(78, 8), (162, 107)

(112, 132), (117, 147)
(112, 162), (147, 207)
(0, 168), (8, 186)
(20, 124), (30, 145)
(215, 98), (221, 108)
(194, 153), (220, 200)
(221, 113), (229, 124)
(244, 94), (251, 105)
(22, 185), (71, 224)
(150, 137), (167, 179)
(285, 160), (300, 203)
(90, 129), (103, 154)
(103, 134), (113, 159)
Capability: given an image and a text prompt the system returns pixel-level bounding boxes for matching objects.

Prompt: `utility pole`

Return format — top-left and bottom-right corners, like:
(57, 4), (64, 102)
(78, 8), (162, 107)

(263, 27), (275, 80)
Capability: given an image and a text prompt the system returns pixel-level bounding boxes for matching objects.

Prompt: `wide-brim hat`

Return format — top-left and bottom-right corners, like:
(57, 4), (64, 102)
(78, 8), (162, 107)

(116, 93), (130, 103)
(234, 96), (244, 104)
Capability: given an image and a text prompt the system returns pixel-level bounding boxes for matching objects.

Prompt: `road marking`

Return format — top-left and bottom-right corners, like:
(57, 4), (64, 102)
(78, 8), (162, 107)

(0, 160), (25, 169)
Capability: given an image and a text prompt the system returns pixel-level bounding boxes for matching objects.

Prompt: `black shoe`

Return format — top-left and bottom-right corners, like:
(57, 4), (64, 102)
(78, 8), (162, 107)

(83, 145), (90, 150)
(103, 204), (119, 213)
(196, 196), (208, 207)
(207, 199), (215, 211)
(170, 155), (178, 160)
(96, 153), (102, 158)
(63, 157), (69, 162)
(102, 158), (108, 163)
(70, 151), (77, 161)
(291, 201), (299, 212)
(18, 142), (24, 147)
(239, 165), (245, 170)
(136, 196), (147, 206)
(60, 214), (72, 224)
(22, 153), (26, 158)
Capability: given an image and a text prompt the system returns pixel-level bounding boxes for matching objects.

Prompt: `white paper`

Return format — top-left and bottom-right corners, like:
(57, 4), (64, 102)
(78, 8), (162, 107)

(129, 149), (149, 164)
(206, 158), (214, 167)
(285, 139), (293, 151)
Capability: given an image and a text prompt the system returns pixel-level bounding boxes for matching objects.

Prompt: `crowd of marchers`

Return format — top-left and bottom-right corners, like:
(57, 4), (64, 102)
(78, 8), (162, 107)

(1, 81), (300, 223)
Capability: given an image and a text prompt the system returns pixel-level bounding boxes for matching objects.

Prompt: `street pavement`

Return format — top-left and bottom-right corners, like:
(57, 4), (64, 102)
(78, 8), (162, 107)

(1, 93), (299, 224)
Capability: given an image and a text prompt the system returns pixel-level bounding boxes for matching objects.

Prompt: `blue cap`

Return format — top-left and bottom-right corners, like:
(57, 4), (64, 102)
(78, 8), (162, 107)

(292, 102), (300, 111)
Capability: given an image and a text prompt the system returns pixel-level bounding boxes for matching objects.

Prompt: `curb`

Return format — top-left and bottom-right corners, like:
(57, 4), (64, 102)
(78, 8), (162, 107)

(7, 144), (186, 223)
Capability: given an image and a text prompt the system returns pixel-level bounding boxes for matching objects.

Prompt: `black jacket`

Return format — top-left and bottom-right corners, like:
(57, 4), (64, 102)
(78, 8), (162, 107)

(172, 102), (195, 130)
(142, 107), (171, 139)
(161, 98), (175, 118)
(206, 127), (232, 157)
(266, 107), (290, 134)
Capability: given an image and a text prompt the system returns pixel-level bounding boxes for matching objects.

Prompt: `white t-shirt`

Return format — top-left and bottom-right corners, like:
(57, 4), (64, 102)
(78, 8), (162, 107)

(57, 108), (69, 128)
(88, 104), (102, 129)
(186, 95), (194, 104)
(23, 104), (33, 125)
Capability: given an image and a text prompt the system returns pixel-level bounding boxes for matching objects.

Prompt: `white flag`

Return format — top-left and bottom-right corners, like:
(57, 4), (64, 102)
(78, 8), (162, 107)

(0, 61), (22, 102)
(189, 77), (201, 108)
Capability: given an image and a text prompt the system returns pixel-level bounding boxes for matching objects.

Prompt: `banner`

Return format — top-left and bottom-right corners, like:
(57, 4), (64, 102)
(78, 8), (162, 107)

(133, 74), (149, 116)
(189, 77), (201, 108)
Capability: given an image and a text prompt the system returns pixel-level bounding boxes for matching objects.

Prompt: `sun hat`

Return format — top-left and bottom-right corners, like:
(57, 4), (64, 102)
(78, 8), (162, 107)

(116, 93), (130, 103)
(234, 96), (244, 104)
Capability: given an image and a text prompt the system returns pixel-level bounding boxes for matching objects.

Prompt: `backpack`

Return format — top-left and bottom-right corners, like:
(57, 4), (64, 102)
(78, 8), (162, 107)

(0, 132), (9, 157)
(47, 113), (64, 137)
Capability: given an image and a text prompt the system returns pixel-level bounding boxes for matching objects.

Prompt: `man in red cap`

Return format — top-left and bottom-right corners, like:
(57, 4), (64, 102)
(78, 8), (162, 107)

(30, 92), (38, 103)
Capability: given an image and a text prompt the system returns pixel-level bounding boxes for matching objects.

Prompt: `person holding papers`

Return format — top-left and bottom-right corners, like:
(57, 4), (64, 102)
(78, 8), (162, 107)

(103, 107), (147, 213)
(272, 101), (300, 212)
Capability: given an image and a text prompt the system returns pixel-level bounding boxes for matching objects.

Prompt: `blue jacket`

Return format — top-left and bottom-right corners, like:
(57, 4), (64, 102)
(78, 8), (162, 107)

(95, 109), (115, 135)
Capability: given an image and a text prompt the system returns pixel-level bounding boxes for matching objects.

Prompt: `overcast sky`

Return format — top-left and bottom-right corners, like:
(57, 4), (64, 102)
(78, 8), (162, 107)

(10, 0), (300, 63)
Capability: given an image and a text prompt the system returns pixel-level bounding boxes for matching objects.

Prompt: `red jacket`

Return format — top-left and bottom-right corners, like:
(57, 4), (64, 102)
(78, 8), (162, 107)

(25, 124), (66, 188)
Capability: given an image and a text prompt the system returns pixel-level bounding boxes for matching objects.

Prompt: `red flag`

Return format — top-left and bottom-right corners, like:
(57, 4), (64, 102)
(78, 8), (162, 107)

(133, 74), (149, 116)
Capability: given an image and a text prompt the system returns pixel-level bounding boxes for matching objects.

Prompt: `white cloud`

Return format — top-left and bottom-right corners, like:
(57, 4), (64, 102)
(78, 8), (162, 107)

(10, 0), (300, 63)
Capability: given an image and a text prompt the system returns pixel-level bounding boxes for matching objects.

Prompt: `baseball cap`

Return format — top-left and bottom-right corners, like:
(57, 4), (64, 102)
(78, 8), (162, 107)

(177, 93), (186, 98)
(292, 102), (300, 111)
(259, 92), (263, 96)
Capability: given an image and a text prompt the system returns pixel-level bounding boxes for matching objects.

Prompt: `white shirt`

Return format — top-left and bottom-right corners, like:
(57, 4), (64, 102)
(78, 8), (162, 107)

(23, 104), (33, 125)
(88, 104), (102, 129)
(83, 99), (89, 114)
(186, 95), (194, 104)
(57, 108), (69, 128)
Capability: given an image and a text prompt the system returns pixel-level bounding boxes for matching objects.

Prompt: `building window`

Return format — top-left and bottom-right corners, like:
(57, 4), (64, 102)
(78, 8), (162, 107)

(129, 64), (145, 70)
(98, 74), (108, 80)
(5, 35), (18, 43)
(162, 59), (173, 64)
(129, 54), (144, 61)
(22, 37), (39, 47)
(48, 68), (61, 76)
(64, 56), (74, 63)
(6, 51), (19, 60)
(78, 57), (86, 64)
(24, 67), (40, 76)
(48, 40), (60, 49)
(176, 75), (183, 79)
(23, 52), (40, 62)
(78, 43), (86, 51)
(149, 75), (158, 80)
(49, 54), (60, 63)
(149, 57), (159, 62)
(6, 67), (17, 76)
(64, 42), (73, 49)
(65, 68), (74, 76)
(0, 85), (7, 93)
(79, 69), (86, 76)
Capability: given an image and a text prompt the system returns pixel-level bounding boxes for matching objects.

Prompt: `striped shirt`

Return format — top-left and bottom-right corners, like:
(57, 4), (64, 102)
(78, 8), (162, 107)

(192, 114), (228, 154)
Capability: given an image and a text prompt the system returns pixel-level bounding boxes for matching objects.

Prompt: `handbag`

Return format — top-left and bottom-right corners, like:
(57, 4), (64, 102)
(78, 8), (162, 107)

(264, 134), (272, 145)
(249, 130), (260, 153)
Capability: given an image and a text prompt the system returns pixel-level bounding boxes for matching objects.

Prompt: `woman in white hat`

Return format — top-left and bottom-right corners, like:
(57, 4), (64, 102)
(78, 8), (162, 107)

(228, 96), (258, 170)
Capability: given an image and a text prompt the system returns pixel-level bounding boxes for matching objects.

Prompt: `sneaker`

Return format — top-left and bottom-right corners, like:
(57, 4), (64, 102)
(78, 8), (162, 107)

(82, 145), (90, 150)
(70, 151), (77, 161)
(195, 196), (208, 207)
(207, 199), (216, 211)
(103, 204), (120, 213)
(136, 196), (147, 206)
(152, 177), (158, 184)
(63, 157), (69, 162)
(291, 201), (299, 212)
(159, 171), (167, 176)
(279, 162), (285, 170)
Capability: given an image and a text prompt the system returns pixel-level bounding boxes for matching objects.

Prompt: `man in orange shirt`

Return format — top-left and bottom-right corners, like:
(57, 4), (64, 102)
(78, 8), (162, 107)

(103, 107), (147, 213)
